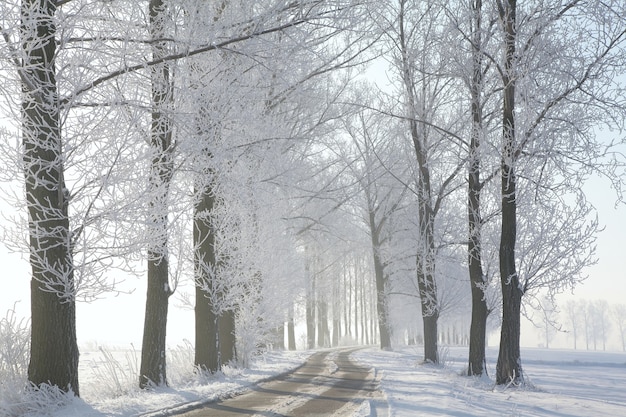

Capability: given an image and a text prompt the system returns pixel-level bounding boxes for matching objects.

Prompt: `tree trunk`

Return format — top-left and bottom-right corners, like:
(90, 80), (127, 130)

(139, 0), (174, 389)
(422, 314), (438, 364)
(370, 216), (392, 350)
(398, 0), (439, 363)
(496, 0), (524, 386)
(21, 0), (79, 395)
(347, 263), (352, 338)
(140, 258), (170, 387)
(360, 273), (369, 345)
(288, 305), (297, 350)
(318, 299), (329, 348)
(343, 263), (349, 338)
(467, 0), (489, 377)
(306, 261), (316, 349)
(194, 187), (219, 373)
(219, 308), (237, 364)
(354, 261), (359, 343)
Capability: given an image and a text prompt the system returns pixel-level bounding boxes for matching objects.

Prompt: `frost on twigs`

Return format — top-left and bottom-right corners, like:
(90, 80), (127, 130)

(0, 307), (30, 415)
(88, 346), (140, 399)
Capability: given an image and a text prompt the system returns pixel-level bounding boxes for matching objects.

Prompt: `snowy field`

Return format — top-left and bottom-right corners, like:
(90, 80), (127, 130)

(354, 346), (626, 417)
(11, 345), (625, 416)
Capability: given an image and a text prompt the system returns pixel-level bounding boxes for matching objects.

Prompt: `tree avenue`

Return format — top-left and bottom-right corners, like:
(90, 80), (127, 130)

(1, 0), (625, 404)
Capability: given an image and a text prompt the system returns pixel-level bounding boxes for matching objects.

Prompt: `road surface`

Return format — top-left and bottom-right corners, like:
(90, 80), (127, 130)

(172, 348), (385, 417)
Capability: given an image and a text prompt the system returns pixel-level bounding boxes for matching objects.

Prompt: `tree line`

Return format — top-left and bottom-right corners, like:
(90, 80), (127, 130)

(559, 299), (626, 351)
(0, 0), (624, 402)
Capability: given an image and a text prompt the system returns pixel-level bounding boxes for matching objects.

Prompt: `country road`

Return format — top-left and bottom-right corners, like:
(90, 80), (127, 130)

(170, 348), (386, 417)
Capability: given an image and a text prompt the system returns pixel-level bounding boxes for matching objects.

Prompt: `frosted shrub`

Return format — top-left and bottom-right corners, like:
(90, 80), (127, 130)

(88, 346), (140, 398)
(167, 340), (196, 386)
(0, 308), (30, 415)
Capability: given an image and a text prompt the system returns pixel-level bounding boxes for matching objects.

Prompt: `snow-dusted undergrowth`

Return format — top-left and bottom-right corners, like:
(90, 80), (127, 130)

(4, 327), (626, 417)
(0, 315), (310, 417)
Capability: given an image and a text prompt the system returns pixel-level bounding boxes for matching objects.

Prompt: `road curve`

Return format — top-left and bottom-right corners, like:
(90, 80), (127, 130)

(172, 347), (382, 417)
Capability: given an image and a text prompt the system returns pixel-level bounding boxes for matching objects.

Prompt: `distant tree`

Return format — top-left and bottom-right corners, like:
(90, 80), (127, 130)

(534, 296), (559, 349)
(374, 0), (468, 364)
(564, 300), (581, 349)
(612, 303), (626, 352)
(580, 299), (592, 350)
(591, 299), (611, 351)
(341, 100), (408, 350)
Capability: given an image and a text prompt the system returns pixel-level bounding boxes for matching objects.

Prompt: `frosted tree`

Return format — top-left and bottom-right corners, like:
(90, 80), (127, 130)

(493, 0), (625, 384)
(564, 300), (581, 349)
(445, 0), (502, 376)
(1, 0), (160, 394)
(139, 0), (175, 389)
(370, 0), (469, 363)
(18, 0), (80, 393)
(612, 303), (626, 352)
(340, 98), (409, 350)
(590, 299), (611, 351)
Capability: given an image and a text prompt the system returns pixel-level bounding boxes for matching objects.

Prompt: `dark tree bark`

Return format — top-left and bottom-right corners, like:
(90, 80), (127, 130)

(318, 299), (329, 348)
(219, 308), (237, 364)
(194, 185), (219, 373)
(287, 308), (297, 350)
(305, 261), (316, 349)
(398, 0), (439, 364)
(369, 211), (392, 350)
(360, 276), (369, 345)
(139, 0), (174, 389)
(332, 275), (341, 347)
(467, 0), (489, 377)
(353, 261), (359, 343)
(21, 0), (79, 395)
(496, 0), (524, 385)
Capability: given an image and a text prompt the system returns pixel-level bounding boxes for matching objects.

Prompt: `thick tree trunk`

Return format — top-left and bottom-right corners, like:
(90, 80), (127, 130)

(139, 0), (173, 389)
(219, 308), (237, 364)
(274, 323), (285, 350)
(140, 257), (170, 387)
(21, 0), (79, 395)
(422, 314), (439, 363)
(467, 0), (489, 377)
(496, 279), (523, 383)
(467, 280), (488, 375)
(194, 187), (219, 373)
(496, 0), (524, 385)
(318, 300), (329, 348)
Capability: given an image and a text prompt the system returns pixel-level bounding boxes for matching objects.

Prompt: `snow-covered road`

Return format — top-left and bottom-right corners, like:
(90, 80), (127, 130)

(167, 348), (382, 417)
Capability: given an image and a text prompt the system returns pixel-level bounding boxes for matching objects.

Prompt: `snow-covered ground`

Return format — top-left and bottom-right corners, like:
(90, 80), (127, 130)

(7, 344), (626, 416)
(354, 346), (626, 417)
(57, 345), (312, 417)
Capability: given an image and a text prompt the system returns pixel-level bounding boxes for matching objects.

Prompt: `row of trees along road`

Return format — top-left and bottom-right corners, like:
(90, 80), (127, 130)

(0, 0), (624, 397)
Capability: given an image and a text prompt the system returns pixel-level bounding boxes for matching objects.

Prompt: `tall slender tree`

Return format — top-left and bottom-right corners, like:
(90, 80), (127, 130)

(139, 0), (175, 388)
(495, 0), (522, 385)
(494, 0), (625, 384)
(465, 0), (492, 377)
